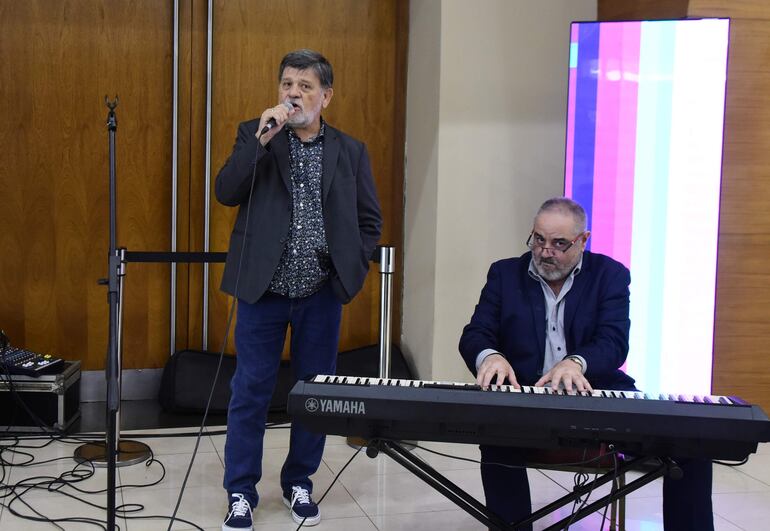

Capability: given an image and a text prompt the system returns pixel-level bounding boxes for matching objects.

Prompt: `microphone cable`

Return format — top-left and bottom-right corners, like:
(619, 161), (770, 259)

(167, 124), (273, 530)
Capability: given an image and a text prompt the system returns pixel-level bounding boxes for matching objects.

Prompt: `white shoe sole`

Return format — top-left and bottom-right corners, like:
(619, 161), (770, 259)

(222, 523), (253, 531)
(282, 496), (321, 526)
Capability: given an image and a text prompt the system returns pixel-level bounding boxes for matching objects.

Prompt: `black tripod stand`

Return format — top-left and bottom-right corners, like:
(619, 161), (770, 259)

(73, 97), (151, 530)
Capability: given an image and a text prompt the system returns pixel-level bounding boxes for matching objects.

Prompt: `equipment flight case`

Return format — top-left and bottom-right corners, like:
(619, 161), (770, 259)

(0, 360), (82, 432)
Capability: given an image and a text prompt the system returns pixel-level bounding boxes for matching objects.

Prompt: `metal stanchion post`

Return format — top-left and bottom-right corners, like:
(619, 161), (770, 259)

(377, 246), (395, 379)
(348, 246), (396, 449)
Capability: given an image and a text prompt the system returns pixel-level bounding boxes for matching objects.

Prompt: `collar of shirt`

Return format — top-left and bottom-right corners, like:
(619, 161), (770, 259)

(527, 255), (583, 301)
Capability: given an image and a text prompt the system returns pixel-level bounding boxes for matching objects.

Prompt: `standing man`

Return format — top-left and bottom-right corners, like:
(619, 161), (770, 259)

(459, 197), (713, 530)
(216, 49), (382, 531)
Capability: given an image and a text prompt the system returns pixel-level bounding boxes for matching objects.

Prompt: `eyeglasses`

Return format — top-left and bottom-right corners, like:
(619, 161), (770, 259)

(526, 231), (585, 254)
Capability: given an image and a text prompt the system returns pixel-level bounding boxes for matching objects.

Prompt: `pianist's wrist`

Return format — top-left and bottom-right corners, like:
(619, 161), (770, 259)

(564, 355), (587, 374)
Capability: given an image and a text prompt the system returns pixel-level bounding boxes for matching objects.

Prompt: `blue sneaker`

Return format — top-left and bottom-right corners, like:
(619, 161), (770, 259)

(282, 485), (320, 526)
(222, 493), (253, 531)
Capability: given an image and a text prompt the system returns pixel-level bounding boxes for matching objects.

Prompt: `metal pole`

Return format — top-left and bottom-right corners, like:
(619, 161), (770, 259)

(170, 0), (180, 356)
(378, 246), (395, 378)
(105, 99), (118, 531)
(202, 0), (214, 349)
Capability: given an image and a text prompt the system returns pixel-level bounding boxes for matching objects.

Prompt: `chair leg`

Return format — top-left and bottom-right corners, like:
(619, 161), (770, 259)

(610, 497), (617, 530)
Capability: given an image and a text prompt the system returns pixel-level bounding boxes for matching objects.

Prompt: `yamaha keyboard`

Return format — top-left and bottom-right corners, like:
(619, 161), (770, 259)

(288, 375), (770, 461)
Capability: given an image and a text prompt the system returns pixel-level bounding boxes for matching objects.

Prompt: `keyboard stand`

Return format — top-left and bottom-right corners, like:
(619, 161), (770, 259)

(368, 439), (509, 530)
(367, 439), (675, 531)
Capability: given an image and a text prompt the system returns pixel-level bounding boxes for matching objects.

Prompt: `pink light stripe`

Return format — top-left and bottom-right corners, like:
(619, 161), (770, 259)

(565, 26), (579, 192)
(612, 23), (640, 268)
(590, 23), (640, 268)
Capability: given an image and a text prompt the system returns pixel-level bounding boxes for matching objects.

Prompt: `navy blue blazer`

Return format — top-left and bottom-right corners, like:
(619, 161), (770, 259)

(215, 119), (382, 304)
(459, 251), (636, 390)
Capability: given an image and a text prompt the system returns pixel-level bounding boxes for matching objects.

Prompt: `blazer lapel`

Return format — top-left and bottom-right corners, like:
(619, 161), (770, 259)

(269, 130), (292, 192)
(564, 253), (590, 336)
(322, 126), (340, 202)
(525, 271), (547, 360)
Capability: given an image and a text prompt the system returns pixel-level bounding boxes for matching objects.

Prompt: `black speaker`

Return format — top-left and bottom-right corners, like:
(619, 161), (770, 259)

(159, 349), (291, 415)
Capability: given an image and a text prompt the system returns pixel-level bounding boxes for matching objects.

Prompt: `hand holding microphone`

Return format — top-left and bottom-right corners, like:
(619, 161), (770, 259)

(257, 101), (295, 145)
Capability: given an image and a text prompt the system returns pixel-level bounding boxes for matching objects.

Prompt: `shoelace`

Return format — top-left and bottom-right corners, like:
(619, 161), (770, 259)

(229, 493), (251, 518)
(291, 486), (311, 507)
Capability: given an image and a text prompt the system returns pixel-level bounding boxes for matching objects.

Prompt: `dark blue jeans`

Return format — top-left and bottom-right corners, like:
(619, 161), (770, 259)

(223, 283), (342, 508)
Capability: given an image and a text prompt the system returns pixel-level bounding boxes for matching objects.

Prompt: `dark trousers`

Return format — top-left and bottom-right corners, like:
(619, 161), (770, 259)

(222, 283), (342, 508)
(479, 445), (714, 531)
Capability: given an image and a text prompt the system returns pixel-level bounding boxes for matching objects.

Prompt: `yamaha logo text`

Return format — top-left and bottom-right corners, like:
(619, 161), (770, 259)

(305, 397), (366, 415)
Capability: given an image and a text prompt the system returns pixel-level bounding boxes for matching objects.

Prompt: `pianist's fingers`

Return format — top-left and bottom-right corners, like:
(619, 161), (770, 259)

(477, 354), (519, 390)
(535, 361), (593, 393)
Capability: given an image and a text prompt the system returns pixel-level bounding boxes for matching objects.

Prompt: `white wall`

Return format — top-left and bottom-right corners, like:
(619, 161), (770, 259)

(402, 0), (597, 382)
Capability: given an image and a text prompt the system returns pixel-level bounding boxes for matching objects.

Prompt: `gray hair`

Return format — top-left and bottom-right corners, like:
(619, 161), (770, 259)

(278, 49), (333, 89)
(535, 197), (587, 235)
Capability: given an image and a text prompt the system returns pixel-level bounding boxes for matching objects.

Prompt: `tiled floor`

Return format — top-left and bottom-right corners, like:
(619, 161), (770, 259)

(1, 426), (768, 530)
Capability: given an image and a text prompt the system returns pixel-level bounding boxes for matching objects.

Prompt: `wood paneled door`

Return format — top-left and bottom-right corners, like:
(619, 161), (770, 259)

(0, 0), (407, 372)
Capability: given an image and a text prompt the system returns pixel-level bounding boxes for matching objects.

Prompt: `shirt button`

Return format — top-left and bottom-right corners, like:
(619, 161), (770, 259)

(557, 347), (562, 351)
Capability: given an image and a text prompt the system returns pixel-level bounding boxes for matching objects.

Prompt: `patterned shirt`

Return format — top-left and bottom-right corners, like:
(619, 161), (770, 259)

(267, 122), (330, 298)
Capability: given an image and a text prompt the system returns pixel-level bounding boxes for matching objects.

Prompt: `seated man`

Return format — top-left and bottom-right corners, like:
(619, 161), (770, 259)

(459, 197), (713, 530)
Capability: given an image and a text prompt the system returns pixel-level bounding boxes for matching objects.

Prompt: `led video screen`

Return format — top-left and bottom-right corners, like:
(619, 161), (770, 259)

(564, 19), (730, 394)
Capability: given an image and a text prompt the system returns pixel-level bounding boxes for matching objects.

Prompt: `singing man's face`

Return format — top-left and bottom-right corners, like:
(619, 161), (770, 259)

(530, 210), (589, 282)
(278, 67), (333, 131)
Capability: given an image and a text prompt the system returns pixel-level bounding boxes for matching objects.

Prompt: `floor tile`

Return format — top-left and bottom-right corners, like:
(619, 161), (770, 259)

(117, 450), (224, 491)
(713, 490), (770, 530)
(371, 508), (487, 530)
(119, 483), (225, 530)
(338, 467), (485, 516)
(121, 430), (219, 456)
(0, 488), (122, 530)
(732, 452), (770, 488)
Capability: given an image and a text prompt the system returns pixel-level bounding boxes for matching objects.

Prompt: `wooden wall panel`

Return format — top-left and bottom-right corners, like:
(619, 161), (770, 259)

(695, 2), (770, 407)
(207, 0), (408, 356)
(598, 0), (688, 20)
(0, 1), (173, 370)
(689, 0), (770, 19)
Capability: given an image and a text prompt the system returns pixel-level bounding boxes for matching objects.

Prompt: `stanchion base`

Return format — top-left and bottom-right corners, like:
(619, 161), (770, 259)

(74, 440), (151, 468)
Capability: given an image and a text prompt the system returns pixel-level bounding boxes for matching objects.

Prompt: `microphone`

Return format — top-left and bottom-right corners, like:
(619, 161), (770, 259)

(259, 102), (294, 136)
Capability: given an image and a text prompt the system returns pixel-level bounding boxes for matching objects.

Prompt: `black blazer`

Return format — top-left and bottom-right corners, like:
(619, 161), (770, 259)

(215, 119), (382, 304)
(459, 251), (636, 390)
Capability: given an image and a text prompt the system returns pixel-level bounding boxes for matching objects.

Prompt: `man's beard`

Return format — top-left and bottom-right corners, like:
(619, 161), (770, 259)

(534, 254), (580, 282)
(287, 107), (318, 129)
